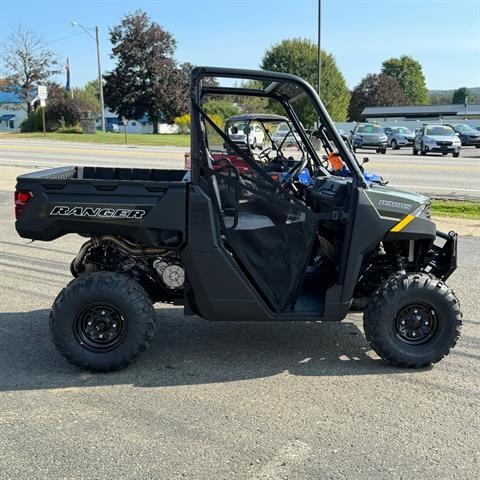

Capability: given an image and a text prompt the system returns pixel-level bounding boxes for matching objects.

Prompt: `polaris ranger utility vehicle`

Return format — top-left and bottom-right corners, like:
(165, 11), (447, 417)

(15, 67), (461, 372)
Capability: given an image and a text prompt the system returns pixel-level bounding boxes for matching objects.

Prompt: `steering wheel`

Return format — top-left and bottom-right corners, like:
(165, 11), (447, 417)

(281, 155), (309, 191)
(258, 147), (272, 161)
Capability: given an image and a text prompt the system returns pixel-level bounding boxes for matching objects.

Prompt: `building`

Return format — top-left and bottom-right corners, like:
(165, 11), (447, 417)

(102, 108), (179, 134)
(0, 90), (28, 131)
(362, 104), (480, 123)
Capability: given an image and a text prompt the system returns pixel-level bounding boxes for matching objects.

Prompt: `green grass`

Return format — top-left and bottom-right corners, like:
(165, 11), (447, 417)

(2, 131), (191, 147)
(431, 200), (480, 219)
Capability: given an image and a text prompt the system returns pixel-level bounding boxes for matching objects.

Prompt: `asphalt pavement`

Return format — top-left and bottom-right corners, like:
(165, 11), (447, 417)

(1, 138), (479, 199)
(0, 163), (479, 479)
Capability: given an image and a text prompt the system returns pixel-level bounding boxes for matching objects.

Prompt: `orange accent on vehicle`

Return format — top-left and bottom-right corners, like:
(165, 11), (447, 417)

(328, 153), (345, 171)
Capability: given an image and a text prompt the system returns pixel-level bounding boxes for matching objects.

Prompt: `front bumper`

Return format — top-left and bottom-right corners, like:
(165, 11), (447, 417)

(423, 230), (458, 281)
(425, 144), (460, 153)
(396, 137), (414, 146)
(354, 141), (387, 149)
(460, 137), (480, 146)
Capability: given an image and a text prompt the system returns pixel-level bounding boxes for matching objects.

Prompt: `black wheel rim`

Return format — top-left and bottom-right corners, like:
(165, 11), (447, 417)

(74, 303), (126, 352)
(395, 303), (438, 345)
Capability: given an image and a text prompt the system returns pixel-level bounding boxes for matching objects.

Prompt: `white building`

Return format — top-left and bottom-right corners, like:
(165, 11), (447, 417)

(0, 91), (28, 131)
(101, 108), (179, 134)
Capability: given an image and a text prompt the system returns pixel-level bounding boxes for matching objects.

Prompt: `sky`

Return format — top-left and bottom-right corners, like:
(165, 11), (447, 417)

(1, 0), (479, 91)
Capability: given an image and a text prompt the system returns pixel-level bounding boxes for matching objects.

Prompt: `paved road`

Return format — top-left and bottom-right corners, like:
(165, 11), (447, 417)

(0, 168), (479, 479)
(1, 138), (479, 199)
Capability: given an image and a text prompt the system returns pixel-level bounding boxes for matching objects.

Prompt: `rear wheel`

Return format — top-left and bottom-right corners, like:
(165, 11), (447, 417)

(50, 272), (156, 372)
(363, 273), (461, 368)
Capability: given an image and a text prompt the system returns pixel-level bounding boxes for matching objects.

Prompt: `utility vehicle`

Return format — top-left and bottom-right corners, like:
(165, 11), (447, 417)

(15, 67), (461, 372)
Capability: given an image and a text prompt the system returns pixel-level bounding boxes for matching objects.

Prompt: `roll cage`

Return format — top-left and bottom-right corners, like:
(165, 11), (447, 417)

(189, 66), (367, 188)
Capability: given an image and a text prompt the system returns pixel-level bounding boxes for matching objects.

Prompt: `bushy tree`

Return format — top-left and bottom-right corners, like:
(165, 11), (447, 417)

(452, 87), (469, 104)
(261, 38), (350, 124)
(73, 80), (101, 115)
(348, 73), (407, 121)
(104, 11), (187, 133)
(381, 55), (429, 105)
(203, 99), (240, 121)
(230, 80), (270, 114)
(1, 26), (61, 113)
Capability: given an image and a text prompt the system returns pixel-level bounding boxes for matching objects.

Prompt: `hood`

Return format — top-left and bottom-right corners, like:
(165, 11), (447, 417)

(366, 184), (429, 220)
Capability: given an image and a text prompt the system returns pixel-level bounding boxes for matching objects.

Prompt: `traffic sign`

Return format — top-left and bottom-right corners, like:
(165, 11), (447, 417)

(38, 85), (48, 100)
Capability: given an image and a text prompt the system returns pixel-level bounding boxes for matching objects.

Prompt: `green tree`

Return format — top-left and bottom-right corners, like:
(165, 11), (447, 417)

(381, 55), (429, 105)
(203, 98), (240, 121)
(103, 11), (187, 133)
(452, 87), (469, 104)
(348, 73), (407, 121)
(261, 38), (350, 124)
(73, 80), (101, 115)
(230, 80), (270, 114)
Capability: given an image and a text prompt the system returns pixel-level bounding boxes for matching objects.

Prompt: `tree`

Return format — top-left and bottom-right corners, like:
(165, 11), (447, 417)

(452, 87), (469, 104)
(103, 11), (187, 133)
(230, 80), (269, 114)
(348, 73), (407, 121)
(73, 80), (101, 115)
(260, 38), (350, 124)
(381, 55), (429, 105)
(203, 98), (240, 121)
(1, 26), (61, 113)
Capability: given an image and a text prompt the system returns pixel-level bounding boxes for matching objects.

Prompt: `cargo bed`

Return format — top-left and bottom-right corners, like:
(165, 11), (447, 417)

(15, 166), (188, 247)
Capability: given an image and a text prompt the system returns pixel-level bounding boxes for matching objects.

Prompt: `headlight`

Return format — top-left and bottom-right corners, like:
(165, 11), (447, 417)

(424, 136), (435, 144)
(380, 135), (387, 141)
(353, 134), (362, 140)
(411, 203), (430, 219)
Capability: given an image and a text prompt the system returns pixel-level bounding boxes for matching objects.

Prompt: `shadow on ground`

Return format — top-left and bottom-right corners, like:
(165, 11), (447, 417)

(0, 307), (423, 392)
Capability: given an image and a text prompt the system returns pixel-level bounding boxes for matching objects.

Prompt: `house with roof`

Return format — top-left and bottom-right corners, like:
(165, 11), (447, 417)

(0, 90), (28, 131)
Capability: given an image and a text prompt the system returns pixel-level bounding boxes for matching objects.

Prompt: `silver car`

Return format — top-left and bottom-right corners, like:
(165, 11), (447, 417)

(413, 124), (461, 157)
(384, 126), (415, 150)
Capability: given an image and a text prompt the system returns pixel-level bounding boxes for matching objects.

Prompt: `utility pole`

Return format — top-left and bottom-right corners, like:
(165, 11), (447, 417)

(317, 0), (322, 98)
(95, 26), (106, 132)
(70, 22), (106, 131)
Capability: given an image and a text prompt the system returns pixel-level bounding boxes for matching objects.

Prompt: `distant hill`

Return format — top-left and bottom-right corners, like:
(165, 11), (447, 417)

(428, 87), (480, 104)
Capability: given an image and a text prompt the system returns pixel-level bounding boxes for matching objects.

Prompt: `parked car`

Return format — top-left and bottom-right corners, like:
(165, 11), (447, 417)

(271, 121), (302, 147)
(384, 126), (415, 150)
(445, 123), (480, 148)
(413, 124), (461, 157)
(349, 123), (387, 154)
(227, 117), (265, 149)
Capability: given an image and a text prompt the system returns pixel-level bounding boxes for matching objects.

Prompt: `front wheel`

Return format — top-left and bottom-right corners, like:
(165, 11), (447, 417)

(363, 273), (462, 368)
(413, 146), (418, 155)
(453, 152), (460, 158)
(50, 272), (156, 372)
(391, 140), (398, 150)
